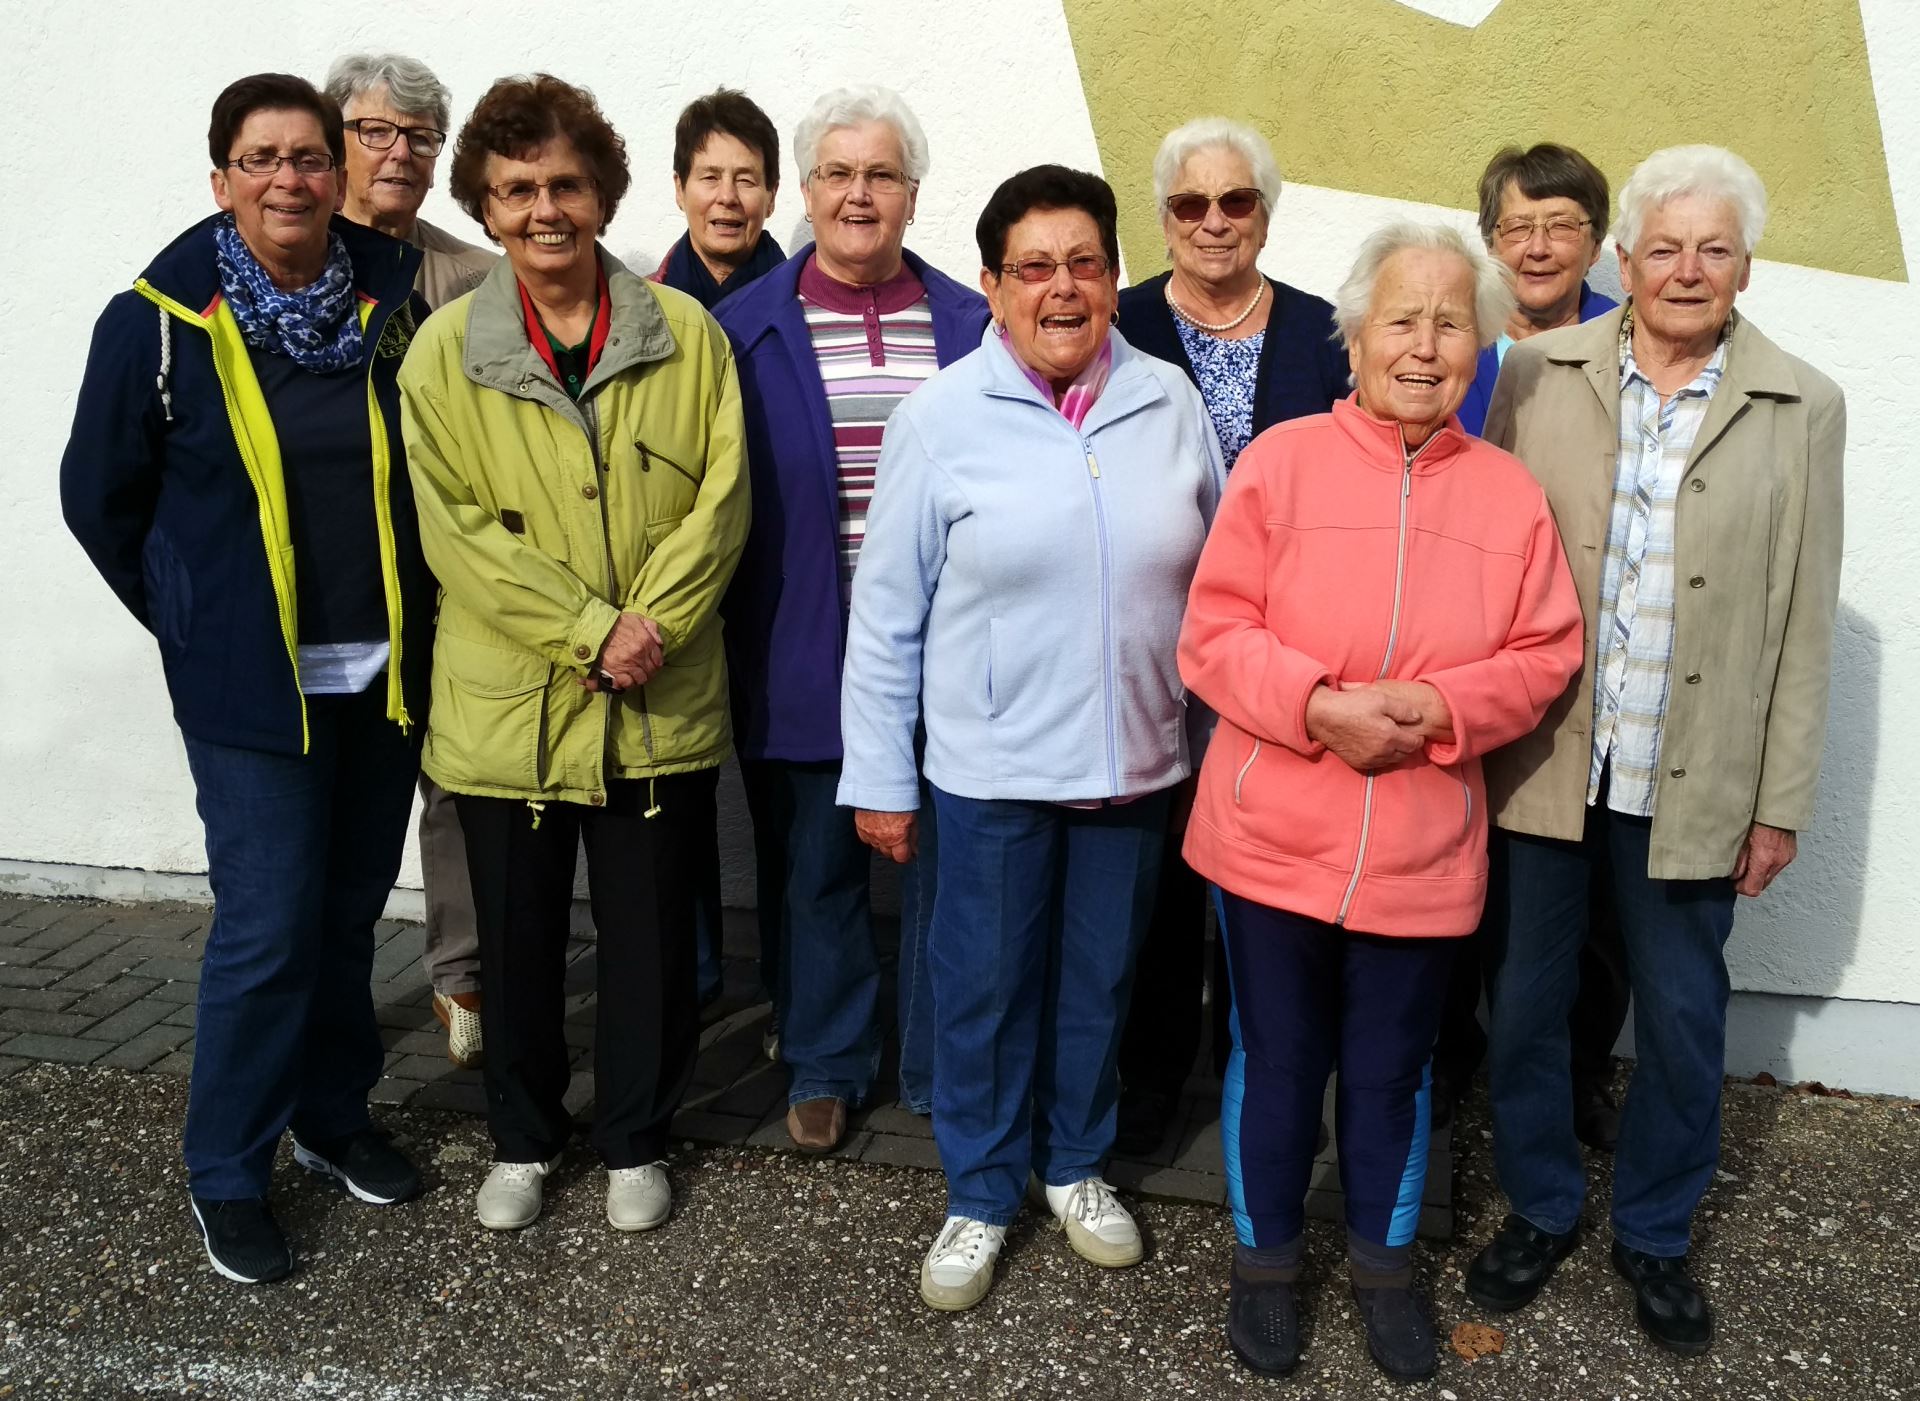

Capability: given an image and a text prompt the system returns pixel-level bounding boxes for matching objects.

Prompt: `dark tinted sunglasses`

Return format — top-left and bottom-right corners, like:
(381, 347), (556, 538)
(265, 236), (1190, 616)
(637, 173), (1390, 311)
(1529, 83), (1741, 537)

(1165, 187), (1264, 222)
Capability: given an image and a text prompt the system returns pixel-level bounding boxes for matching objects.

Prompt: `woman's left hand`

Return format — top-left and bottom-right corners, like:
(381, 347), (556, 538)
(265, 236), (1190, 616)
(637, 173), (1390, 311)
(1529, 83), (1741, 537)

(1351, 679), (1455, 745)
(855, 809), (918, 864)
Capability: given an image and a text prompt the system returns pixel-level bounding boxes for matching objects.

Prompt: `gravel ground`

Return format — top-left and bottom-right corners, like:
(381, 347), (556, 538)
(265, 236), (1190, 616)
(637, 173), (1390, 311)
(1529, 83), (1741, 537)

(0, 1063), (1914, 1400)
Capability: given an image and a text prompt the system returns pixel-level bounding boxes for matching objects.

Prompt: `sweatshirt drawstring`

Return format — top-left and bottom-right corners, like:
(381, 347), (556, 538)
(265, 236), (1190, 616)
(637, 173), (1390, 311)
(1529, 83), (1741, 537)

(525, 799), (546, 830)
(155, 308), (174, 422)
(644, 778), (662, 819)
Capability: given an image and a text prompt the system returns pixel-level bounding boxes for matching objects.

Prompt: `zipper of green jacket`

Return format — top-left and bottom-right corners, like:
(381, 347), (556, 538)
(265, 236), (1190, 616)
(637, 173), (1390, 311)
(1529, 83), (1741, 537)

(134, 282), (414, 751)
(583, 399), (656, 774)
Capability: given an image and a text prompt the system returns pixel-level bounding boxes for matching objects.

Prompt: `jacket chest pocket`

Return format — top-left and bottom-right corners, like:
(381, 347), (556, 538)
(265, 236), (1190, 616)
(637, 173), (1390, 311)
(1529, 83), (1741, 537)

(630, 436), (705, 522)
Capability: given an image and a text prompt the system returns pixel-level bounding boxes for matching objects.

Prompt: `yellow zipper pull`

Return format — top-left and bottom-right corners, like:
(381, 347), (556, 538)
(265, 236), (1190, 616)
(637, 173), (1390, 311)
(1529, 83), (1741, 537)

(1086, 450), (1101, 479)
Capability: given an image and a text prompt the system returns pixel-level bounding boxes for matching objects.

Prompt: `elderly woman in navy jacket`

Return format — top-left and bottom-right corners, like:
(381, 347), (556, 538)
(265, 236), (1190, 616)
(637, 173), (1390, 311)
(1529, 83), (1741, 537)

(840, 165), (1223, 1311)
(1111, 117), (1349, 1153)
(716, 85), (987, 1152)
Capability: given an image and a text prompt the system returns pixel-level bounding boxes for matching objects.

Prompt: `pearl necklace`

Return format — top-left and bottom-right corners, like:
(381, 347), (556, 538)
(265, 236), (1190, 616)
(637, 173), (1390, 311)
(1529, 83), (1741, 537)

(1165, 277), (1266, 334)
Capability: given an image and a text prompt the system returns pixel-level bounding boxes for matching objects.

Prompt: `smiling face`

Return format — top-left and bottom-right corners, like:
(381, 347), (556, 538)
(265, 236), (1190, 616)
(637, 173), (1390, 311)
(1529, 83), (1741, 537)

(1162, 144), (1267, 290)
(674, 131), (775, 276)
(210, 107), (344, 282)
(801, 120), (916, 285)
(982, 205), (1118, 389)
(482, 135), (605, 289)
(1493, 182), (1601, 329)
(1619, 192), (1750, 353)
(340, 85), (438, 234)
(1348, 247), (1482, 445)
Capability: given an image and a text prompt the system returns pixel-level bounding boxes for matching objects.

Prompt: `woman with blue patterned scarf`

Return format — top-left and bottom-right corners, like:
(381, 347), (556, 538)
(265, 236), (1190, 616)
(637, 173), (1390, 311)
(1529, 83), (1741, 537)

(61, 73), (436, 1288)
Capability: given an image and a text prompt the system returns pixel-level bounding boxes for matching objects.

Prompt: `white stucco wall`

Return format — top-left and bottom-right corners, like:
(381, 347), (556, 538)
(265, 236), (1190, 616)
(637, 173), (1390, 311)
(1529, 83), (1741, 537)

(2, 1), (1916, 1088)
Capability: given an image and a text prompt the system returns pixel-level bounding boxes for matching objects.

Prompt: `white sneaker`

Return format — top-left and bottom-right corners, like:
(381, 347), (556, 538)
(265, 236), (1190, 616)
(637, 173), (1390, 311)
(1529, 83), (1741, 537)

(607, 1164), (671, 1232)
(475, 1157), (559, 1230)
(1037, 1175), (1142, 1267)
(919, 1215), (1006, 1311)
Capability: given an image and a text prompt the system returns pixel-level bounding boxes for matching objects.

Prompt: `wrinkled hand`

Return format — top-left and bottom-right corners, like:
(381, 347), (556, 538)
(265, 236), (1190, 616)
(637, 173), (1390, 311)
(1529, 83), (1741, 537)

(1305, 683), (1424, 772)
(855, 809), (918, 864)
(581, 613), (665, 692)
(1732, 822), (1797, 897)
(1350, 678), (1455, 745)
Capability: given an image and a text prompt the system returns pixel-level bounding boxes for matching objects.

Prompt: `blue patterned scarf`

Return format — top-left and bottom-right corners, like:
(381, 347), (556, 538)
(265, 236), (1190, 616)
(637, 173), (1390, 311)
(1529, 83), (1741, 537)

(213, 214), (364, 372)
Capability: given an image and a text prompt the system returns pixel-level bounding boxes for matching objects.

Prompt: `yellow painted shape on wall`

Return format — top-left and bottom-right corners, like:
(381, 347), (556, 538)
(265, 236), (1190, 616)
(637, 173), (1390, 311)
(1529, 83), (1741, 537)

(1065, 0), (1906, 282)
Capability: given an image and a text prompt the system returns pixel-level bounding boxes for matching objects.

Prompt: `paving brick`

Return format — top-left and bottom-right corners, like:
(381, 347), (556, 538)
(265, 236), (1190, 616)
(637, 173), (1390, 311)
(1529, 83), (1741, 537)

(0, 941), (50, 968)
(129, 957), (203, 984)
(67, 979), (163, 1020)
(44, 956), (144, 994)
(0, 1007), (99, 1037)
(0, 898), (39, 925)
(0, 965), (61, 989)
(6, 903), (83, 934)
(703, 1070), (786, 1121)
(150, 1050), (195, 1077)
(1104, 1160), (1225, 1206)
(563, 1070), (595, 1118)
(369, 1078), (421, 1107)
(109, 936), (210, 963)
(411, 1079), (487, 1116)
(147, 980), (199, 1004)
(35, 931), (132, 970)
(384, 1029), (448, 1057)
(856, 1133), (944, 1172)
(24, 909), (121, 947)
(0, 1055), (29, 1078)
(374, 1001), (437, 1031)
(387, 1053), (469, 1083)
(86, 999), (178, 1043)
(668, 1108), (760, 1144)
(95, 1023), (192, 1071)
(1169, 1117), (1225, 1176)
(162, 1004), (196, 1029)
(0, 1032), (114, 1066)
(561, 1020), (596, 1052)
(856, 1105), (934, 1139)
(0, 986), (80, 1014)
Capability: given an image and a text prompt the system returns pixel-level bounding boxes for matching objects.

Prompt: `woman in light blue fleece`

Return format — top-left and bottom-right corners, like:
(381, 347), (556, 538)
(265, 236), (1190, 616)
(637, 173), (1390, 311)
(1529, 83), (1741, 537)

(837, 165), (1223, 1312)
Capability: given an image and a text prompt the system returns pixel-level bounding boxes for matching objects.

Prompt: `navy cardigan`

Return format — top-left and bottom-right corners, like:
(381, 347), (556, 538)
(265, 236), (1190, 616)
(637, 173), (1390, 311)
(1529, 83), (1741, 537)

(1115, 271), (1349, 442)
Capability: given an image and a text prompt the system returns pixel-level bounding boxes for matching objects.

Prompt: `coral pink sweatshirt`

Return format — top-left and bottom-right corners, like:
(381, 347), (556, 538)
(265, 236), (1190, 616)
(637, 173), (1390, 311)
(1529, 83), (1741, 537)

(1179, 398), (1582, 937)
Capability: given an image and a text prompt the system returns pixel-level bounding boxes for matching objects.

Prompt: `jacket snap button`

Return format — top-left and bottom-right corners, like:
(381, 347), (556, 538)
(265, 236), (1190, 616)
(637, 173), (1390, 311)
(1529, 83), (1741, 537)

(1690, 479), (1705, 492)
(589, 792), (605, 806)
(1689, 575), (1705, 588)
(574, 644), (591, 660)
(1670, 767), (1687, 778)
(583, 483), (599, 500)
(1686, 671), (1701, 684)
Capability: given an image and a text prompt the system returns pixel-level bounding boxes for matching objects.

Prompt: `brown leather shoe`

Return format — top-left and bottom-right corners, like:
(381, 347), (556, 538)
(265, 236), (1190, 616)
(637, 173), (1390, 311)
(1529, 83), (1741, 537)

(786, 1097), (846, 1153)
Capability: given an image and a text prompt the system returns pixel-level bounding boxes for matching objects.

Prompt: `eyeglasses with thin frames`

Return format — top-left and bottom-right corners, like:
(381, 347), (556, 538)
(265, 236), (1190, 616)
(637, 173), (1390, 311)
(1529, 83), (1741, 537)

(1494, 215), (1593, 247)
(224, 150), (336, 177)
(344, 118), (447, 158)
(999, 254), (1112, 285)
(808, 163), (911, 194)
(1165, 188), (1263, 223)
(487, 175), (599, 213)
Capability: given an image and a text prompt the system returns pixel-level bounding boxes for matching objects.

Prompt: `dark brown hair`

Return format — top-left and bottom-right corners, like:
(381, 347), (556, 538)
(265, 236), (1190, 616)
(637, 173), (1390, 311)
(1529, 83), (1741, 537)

(208, 73), (344, 169)
(449, 74), (632, 238)
(976, 165), (1120, 271)
(1476, 143), (1610, 246)
(673, 88), (781, 193)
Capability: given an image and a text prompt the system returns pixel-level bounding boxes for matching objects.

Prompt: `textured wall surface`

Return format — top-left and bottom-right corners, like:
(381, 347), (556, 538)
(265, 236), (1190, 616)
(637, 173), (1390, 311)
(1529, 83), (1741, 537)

(1, 1), (1917, 1070)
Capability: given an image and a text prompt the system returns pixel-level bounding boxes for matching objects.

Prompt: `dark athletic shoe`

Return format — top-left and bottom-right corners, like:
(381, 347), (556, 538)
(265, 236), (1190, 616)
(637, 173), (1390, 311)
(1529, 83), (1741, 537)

(292, 1128), (421, 1205)
(1226, 1260), (1300, 1375)
(190, 1195), (292, 1284)
(1465, 1213), (1581, 1311)
(1573, 1083), (1622, 1153)
(1352, 1284), (1437, 1382)
(1612, 1241), (1714, 1356)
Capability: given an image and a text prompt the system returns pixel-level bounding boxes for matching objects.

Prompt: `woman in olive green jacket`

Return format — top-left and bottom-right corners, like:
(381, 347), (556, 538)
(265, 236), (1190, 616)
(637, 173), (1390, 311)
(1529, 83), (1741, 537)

(398, 76), (747, 1235)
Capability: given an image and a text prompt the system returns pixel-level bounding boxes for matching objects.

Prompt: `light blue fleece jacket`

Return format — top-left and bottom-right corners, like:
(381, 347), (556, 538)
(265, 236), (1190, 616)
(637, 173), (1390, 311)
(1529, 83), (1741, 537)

(836, 327), (1225, 810)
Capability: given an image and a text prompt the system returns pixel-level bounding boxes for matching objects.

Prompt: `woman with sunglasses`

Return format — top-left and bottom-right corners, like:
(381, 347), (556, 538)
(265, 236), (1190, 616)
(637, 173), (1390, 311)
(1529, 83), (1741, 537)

(61, 73), (435, 1284)
(838, 165), (1224, 1311)
(1110, 117), (1353, 1159)
(398, 74), (748, 1235)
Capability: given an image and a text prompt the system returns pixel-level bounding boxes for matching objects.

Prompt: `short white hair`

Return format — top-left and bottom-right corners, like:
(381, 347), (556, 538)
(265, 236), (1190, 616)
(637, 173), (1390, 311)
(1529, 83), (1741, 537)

(1333, 222), (1516, 351)
(324, 53), (451, 132)
(793, 86), (929, 185)
(1151, 117), (1283, 213)
(1616, 144), (1768, 256)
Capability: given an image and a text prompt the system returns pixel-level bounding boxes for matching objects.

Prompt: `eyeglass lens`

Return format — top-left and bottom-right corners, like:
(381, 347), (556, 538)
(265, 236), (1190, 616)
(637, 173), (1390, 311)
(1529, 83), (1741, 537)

(1168, 189), (1261, 222)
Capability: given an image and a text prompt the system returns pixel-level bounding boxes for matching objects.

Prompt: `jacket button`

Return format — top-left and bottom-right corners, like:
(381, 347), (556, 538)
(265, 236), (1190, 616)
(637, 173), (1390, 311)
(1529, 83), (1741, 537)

(1690, 479), (1705, 492)
(1670, 767), (1686, 778)
(574, 644), (591, 660)
(589, 792), (605, 806)
(1689, 575), (1705, 588)
(1686, 671), (1701, 684)
(583, 483), (599, 500)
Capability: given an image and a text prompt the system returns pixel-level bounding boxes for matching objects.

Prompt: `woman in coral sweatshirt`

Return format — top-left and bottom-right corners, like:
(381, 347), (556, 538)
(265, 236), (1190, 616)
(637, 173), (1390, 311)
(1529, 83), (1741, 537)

(1178, 223), (1582, 1383)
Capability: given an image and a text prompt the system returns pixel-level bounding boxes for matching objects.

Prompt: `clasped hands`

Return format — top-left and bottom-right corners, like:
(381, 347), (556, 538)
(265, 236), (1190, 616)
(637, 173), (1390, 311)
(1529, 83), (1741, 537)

(1305, 678), (1454, 772)
(580, 612), (665, 692)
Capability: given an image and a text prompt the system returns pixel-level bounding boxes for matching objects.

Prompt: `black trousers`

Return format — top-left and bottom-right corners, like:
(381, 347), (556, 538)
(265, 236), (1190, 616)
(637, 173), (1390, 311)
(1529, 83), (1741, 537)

(1434, 828), (1631, 1093)
(456, 769), (716, 1167)
(1118, 838), (1231, 1101)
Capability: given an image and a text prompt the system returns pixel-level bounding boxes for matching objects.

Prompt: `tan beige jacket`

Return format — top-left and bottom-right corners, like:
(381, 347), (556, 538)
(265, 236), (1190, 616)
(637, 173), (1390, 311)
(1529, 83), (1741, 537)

(412, 218), (497, 311)
(1483, 306), (1845, 880)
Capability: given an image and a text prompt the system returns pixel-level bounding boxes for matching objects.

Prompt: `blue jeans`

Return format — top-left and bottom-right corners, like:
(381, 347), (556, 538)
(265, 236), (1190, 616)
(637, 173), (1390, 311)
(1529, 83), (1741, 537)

(180, 687), (418, 1200)
(928, 786), (1169, 1227)
(1488, 801), (1736, 1256)
(742, 759), (938, 1108)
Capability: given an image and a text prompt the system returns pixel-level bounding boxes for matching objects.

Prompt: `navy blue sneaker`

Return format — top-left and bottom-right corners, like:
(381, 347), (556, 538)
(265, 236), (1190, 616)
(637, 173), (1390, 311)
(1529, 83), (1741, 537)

(191, 1195), (292, 1284)
(292, 1129), (421, 1205)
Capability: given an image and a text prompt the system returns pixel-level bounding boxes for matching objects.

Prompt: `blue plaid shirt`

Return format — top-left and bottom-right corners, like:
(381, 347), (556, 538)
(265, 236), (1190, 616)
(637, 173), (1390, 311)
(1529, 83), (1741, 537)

(1589, 311), (1728, 815)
